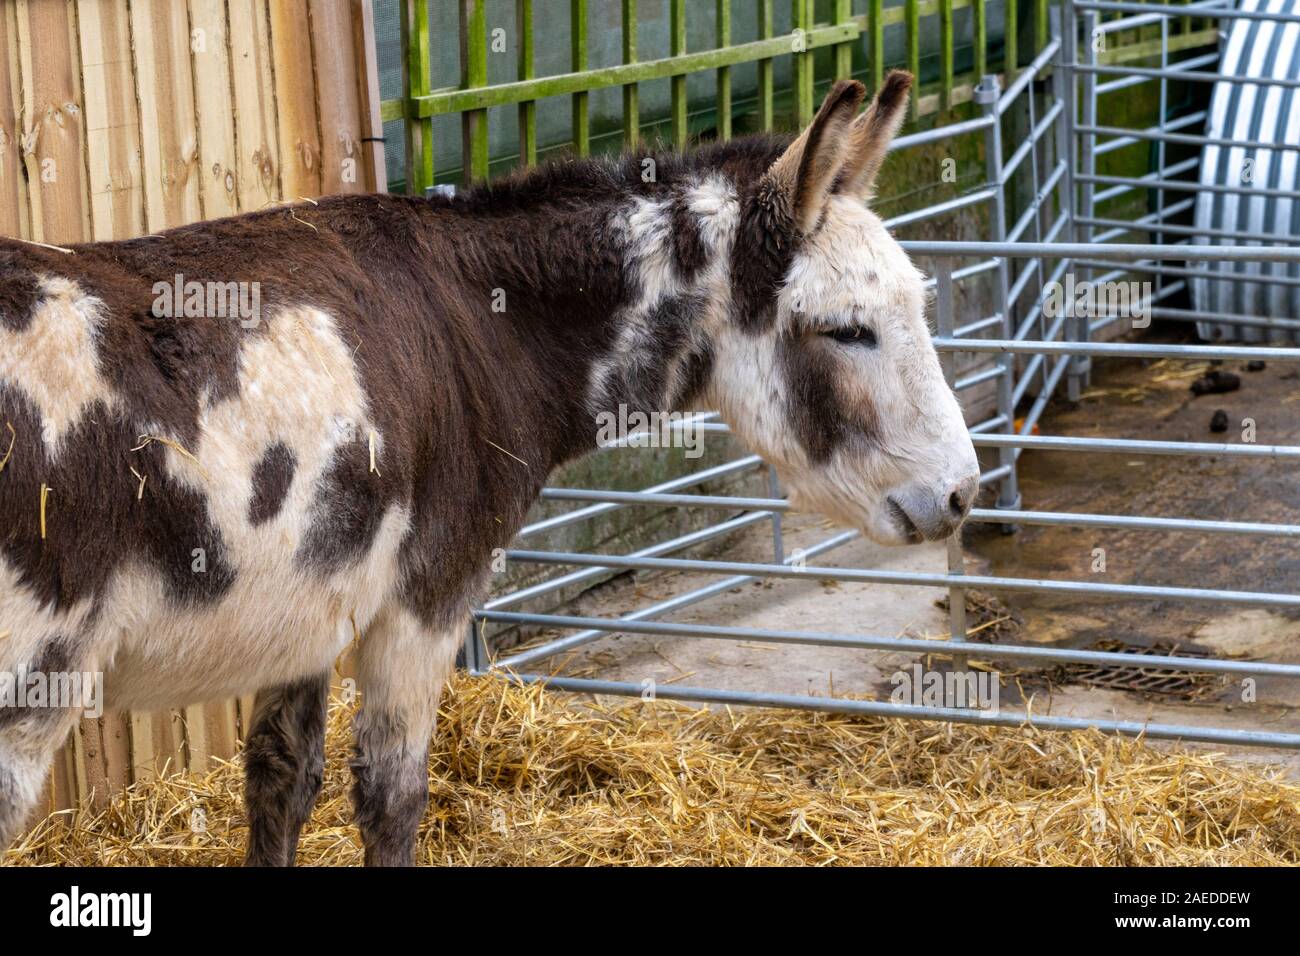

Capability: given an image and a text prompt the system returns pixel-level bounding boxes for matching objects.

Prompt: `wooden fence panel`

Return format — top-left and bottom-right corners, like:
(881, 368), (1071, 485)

(268, 0), (322, 199)
(0, 4), (27, 237)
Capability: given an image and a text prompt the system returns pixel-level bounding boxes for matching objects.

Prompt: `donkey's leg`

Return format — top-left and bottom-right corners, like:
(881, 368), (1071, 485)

(0, 632), (93, 850)
(350, 604), (461, 867)
(0, 710), (83, 850)
(242, 672), (330, 867)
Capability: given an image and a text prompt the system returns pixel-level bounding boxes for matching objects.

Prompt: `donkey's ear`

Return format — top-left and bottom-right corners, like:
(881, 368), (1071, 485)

(833, 70), (911, 199)
(763, 79), (866, 234)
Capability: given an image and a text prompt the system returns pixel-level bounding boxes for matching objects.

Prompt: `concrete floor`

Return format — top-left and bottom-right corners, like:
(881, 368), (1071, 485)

(522, 332), (1300, 776)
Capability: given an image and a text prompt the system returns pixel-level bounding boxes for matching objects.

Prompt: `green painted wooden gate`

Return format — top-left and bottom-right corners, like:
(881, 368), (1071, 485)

(382, 1), (1213, 193)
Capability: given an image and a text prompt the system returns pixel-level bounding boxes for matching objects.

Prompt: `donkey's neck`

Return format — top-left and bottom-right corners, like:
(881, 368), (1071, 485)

(423, 171), (735, 471)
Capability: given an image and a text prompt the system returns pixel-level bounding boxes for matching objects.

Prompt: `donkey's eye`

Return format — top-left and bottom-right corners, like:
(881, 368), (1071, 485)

(823, 325), (878, 348)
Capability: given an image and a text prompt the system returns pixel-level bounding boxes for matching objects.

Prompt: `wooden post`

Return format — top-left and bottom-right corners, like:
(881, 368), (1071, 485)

(268, 0), (322, 200)
(310, 0), (367, 195)
(228, 0), (282, 210)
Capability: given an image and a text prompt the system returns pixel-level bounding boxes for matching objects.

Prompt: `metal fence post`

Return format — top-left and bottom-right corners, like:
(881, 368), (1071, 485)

(1051, 3), (1079, 404)
(767, 465), (785, 562)
(975, 73), (1021, 528)
(935, 259), (968, 647)
(1071, 2), (1097, 400)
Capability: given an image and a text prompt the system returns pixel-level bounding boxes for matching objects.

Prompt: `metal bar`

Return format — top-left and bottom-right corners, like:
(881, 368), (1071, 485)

(899, 241), (1300, 261)
(884, 188), (997, 229)
(1094, 64), (1216, 97)
(496, 531), (860, 669)
(486, 510), (774, 612)
(1091, 159), (1199, 200)
(1087, 0), (1230, 32)
(1077, 60), (1300, 90)
(1077, 214), (1298, 245)
(972, 433), (1300, 459)
(955, 365), (1005, 390)
(1074, 258), (1300, 292)
(481, 612), (1300, 678)
(1080, 172), (1300, 203)
(505, 549), (1300, 608)
(766, 466), (784, 562)
(1148, 306), (1300, 332)
(891, 114), (996, 149)
(1078, 122), (1300, 156)
(997, 37), (1062, 115)
(537, 488), (1300, 539)
(1075, 1), (1300, 26)
(1003, 103), (1065, 180)
(953, 313), (1003, 337)
(519, 454), (762, 538)
(493, 673), (1300, 749)
(1075, 0), (1097, 374)
(974, 73), (1019, 522)
(974, 0), (987, 79)
(935, 261), (966, 643)
(1094, 115), (1205, 156)
(970, 414), (1010, 433)
(934, 338), (1300, 360)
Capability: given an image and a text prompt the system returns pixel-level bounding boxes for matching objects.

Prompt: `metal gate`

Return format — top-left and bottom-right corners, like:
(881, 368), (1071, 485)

(398, 2), (1300, 751)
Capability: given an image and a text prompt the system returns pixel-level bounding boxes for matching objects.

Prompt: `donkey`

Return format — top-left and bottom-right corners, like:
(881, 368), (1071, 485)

(0, 73), (978, 865)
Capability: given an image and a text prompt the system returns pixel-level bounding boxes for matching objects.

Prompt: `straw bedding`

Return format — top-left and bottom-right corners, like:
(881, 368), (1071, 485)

(7, 673), (1300, 865)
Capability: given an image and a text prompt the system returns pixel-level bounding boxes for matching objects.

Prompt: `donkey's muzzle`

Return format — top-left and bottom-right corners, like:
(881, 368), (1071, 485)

(887, 473), (978, 542)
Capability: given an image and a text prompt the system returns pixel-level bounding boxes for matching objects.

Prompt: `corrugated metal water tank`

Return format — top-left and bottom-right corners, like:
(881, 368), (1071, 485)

(1193, 0), (1300, 342)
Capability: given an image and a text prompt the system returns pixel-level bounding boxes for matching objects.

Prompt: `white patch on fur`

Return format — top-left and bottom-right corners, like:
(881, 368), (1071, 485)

(96, 305), (406, 708)
(686, 174), (739, 255)
(141, 307), (380, 565)
(0, 304), (409, 713)
(0, 276), (118, 455)
(101, 503), (410, 710)
(591, 175), (741, 415)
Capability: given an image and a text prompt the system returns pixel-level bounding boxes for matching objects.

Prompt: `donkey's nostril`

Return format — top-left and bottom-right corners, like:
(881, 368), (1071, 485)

(946, 474), (979, 519)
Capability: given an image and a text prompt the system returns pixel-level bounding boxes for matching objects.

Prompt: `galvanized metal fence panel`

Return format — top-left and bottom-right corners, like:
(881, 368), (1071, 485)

(397, 2), (1300, 751)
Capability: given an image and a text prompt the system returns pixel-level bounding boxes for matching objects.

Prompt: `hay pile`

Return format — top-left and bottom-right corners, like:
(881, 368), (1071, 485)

(7, 673), (1300, 865)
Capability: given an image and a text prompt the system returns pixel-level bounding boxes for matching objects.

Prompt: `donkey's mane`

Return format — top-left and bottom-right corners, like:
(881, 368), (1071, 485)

(438, 133), (796, 214)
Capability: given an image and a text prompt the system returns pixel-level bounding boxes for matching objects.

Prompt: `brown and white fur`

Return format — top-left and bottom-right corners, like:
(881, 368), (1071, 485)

(0, 74), (977, 865)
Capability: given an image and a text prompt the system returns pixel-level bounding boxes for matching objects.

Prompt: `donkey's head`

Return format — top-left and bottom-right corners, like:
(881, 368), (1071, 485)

(703, 73), (979, 545)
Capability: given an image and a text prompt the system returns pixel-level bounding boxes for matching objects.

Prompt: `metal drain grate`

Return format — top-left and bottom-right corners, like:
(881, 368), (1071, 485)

(1027, 640), (1228, 702)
